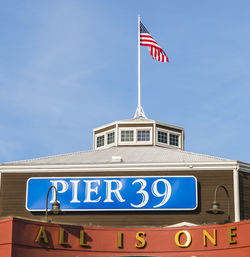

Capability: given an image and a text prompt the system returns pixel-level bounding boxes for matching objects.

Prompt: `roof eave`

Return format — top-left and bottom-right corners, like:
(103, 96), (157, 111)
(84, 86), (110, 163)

(0, 161), (239, 173)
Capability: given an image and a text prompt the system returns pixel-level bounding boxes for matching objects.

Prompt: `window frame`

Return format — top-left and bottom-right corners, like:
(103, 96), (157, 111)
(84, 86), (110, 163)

(157, 129), (168, 145)
(95, 129), (116, 150)
(96, 134), (105, 148)
(107, 130), (115, 145)
(169, 133), (180, 147)
(136, 129), (152, 144)
(156, 128), (181, 149)
(119, 129), (135, 144)
(119, 127), (152, 145)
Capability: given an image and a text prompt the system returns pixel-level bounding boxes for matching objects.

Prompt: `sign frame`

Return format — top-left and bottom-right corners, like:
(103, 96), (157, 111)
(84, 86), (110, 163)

(26, 176), (198, 212)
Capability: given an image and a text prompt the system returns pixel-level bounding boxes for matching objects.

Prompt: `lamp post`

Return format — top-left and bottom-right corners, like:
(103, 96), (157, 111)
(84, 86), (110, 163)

(206, 185), (231, 222)
(45, 185), (61, 222)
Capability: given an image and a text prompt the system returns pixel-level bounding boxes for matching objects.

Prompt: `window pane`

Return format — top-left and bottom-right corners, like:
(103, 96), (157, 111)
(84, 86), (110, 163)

(158, 131), (167, 144)
(97, 135), (105, 147)
(170, 134), (179, 146)
(107, 132), (115, 144)
(121, 130), (134, 142)
(137, 130), (150, 141)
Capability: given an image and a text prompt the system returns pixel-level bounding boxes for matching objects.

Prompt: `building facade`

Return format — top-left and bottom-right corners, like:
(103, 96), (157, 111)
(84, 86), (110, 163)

(1, 117), (250, 256)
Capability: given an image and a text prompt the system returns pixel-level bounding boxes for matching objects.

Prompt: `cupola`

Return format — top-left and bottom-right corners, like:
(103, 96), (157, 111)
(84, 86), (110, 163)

(93, 118), (184, 150)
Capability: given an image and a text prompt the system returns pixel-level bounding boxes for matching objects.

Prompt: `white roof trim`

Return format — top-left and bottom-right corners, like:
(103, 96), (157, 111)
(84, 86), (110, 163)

(0, 161), (238, 173)
(93, 119), (184, 132)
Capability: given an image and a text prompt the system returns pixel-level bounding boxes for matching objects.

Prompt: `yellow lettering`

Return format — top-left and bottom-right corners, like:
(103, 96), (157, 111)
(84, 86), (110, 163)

(80, 230), (90, 247)
(59, 228), (69, 245)
(228, 227), (237, 244)
(117, 232), (123, 248)
(174, 230), (192, 248)
(135, 232), (146, 249)
(203, 229), (217, 246)
(35, 226), (48, 243)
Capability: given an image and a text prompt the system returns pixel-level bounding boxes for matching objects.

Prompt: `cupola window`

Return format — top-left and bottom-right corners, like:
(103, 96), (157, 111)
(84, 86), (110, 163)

(107, 131), (115, 144)
(170, 134), (179, 146)
(158, 131), (168, 144)
(121, 130), (134, 142)
(137, 130), (150, 141)
(97, 135), (105, 148)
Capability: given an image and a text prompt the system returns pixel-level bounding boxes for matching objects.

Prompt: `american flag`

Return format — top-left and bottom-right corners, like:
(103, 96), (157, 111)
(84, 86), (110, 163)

(140, 22), (169, 62)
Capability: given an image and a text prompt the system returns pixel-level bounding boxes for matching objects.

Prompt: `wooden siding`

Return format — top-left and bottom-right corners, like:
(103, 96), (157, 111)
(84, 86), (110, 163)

(156, 124), (183, 134)
(94, 125), (116, 135)
(0, 170), (234, 226)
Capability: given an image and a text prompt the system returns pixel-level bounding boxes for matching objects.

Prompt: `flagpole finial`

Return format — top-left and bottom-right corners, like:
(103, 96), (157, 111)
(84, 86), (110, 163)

(134, 106), (147, 119)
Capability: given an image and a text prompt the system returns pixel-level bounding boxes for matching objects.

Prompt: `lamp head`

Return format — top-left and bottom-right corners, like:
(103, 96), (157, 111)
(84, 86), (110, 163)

(206, 201), (224, 215)
(51, 200), (61, 215)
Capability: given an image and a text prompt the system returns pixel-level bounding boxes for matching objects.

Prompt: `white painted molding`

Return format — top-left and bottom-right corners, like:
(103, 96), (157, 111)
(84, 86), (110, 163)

(233, 166), (240, 222)
(0, 161), (238, 173)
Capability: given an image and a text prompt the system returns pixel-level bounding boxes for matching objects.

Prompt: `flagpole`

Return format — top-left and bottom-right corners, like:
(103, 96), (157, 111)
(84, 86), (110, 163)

(134, 16), (168, 118)
(134, 15), (146, 119)
(138, 14), (141, 116)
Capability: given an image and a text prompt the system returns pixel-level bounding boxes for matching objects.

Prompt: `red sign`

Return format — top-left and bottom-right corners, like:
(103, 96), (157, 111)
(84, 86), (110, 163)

(1, 217), (250, 256)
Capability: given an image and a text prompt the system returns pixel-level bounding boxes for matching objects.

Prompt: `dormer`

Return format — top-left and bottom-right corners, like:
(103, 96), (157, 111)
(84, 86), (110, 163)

(93, 118), (184, 150)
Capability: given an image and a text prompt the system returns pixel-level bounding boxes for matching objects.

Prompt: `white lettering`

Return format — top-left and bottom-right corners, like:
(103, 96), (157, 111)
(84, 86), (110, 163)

(104, 180), (125, 203)
(70, 180), (80, 203)
(152, 179), (172, 208)
(130, 179), (149, 208)
(50, 180), (68, 203)
(83, 180), (101, 203)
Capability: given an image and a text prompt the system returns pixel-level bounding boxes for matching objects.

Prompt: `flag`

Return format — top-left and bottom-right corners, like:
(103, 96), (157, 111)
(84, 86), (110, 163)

(140, 22), (169, 62)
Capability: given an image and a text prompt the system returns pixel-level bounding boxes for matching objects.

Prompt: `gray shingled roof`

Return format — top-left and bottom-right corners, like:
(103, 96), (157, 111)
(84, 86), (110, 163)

(1, 146), (233, 165)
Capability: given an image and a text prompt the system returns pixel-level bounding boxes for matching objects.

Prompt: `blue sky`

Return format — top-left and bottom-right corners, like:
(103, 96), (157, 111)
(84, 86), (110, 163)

(1, 0), (250, 163)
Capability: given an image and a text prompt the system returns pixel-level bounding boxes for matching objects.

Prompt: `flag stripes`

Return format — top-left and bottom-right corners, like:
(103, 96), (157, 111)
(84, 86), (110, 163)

(140, 22), (169, 62)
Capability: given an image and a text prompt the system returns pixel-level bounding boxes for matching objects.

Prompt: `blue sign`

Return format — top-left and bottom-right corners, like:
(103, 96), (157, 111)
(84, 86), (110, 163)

(26, 176), (197, 211)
